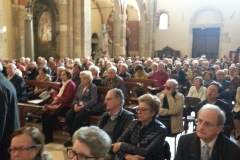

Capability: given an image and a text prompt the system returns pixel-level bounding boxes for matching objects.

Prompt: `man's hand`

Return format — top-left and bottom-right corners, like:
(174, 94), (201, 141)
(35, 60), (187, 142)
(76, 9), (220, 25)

(125, 154), (145, 160)
(164, 88), (172, 97)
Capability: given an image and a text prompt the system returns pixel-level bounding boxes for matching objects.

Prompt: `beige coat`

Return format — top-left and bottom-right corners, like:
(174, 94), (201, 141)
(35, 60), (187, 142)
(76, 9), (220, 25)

(157, 91), (184, 134)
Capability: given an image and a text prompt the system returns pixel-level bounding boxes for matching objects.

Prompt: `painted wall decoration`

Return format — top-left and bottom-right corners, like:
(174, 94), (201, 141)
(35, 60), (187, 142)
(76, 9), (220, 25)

(38, 11), (52, 42)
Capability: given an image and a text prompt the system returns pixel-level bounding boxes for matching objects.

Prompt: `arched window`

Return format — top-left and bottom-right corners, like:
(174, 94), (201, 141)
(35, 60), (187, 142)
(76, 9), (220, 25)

(159, 13), (168, 29)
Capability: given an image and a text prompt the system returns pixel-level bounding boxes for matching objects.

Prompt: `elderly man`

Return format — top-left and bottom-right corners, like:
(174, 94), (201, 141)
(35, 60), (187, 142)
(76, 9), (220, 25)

(216, 70), (233, 108)
(149, 62), (169, 95)
(157, 79), (184, 135)
(0, 63), (20, 160)
(172, 62), (186, 87)
(6, 63), (26, 102)
(195, 82), (233, 137)
(104, 66), (125, 92)
(225, 66), (240, 101)
(176, 104), (240, 160)
(98, 88), (135, 160)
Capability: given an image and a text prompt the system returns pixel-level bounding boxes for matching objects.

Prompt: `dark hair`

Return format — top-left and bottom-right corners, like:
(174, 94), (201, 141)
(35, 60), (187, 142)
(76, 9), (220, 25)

(203, 71), (212, 79)
(209, 81), (222, 93)
(208, 67), (215, 72)
(39, 66), (48, 74)
(135, 64), (144, 71)
(61, 69), (72, 79)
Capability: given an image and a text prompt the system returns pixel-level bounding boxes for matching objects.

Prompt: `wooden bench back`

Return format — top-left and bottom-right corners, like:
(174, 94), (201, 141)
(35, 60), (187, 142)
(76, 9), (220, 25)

(25, 80), (61, 89)
(97, 86), (112, 100)
(123, 78), (158, 93)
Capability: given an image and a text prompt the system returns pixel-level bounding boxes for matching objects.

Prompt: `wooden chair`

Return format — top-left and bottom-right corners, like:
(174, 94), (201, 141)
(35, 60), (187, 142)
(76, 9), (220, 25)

(167, 132), (181, 155)
(124, 82), (142, 105)
(183, 96), (201, 133)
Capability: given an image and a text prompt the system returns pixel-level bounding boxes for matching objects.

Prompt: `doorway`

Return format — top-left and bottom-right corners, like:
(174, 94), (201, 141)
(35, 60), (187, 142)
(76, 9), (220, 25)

(192, 28), (220, 58)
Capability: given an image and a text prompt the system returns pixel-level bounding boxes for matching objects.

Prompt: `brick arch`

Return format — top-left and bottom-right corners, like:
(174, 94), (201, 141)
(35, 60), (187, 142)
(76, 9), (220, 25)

(91, 0), (104, 24)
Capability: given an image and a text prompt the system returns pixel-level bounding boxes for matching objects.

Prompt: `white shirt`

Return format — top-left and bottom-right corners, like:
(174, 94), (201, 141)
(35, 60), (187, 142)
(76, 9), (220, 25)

(187, 86), (207, 102)
(200, 136), (217, 158)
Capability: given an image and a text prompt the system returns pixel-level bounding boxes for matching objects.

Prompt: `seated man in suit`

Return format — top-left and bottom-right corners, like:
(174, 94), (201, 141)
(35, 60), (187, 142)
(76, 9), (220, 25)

(104, 66), (125, 92)
(195, 82), (233, 138)
(175, 104), (240, 160)
(157, 79), (184, 135)
(97, 88), (135, 160)
(6, 63), (26, 102)
(216, 70), (233, 109)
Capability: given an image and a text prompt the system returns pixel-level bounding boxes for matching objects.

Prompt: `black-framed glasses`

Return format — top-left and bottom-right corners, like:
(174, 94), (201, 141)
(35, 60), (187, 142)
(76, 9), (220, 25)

(195, 119), (219, 128)
(8, 145), (41, 154)
(67, 148), (97, 160)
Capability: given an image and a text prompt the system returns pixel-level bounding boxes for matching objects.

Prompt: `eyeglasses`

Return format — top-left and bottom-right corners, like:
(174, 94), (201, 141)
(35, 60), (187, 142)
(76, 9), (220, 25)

(8, 145), (40, 154)
(195, 119), (219, 128)
(136, 107), (151, 112)
(67, 149), (97, 160)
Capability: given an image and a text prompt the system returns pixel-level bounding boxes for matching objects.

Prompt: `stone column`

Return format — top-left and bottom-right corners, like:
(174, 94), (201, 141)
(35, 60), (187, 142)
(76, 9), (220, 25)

(119, 14), (127, 57)
(113, 14), (127, 58)
(68, 0), (73, 58)
(147, 0), (154, 57)
(81, 0), (91, 58)
(0, 0), (3, 56)
(59, 0), (68, 58)
(73, 0), (81, 58)
(24, 15), (34, 61)
(113, 14), (121, 57)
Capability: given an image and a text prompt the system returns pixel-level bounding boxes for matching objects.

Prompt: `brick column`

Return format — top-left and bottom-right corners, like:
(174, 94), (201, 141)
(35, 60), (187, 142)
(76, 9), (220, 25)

(0, 0), (3, 56)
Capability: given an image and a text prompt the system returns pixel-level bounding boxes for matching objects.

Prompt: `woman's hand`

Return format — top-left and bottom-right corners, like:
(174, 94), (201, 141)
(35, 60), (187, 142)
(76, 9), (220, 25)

(125, 154), (145, 160)
(74, 104), (83, 112)
(112, 142), (121, 153)
(51, 97), (59, 104)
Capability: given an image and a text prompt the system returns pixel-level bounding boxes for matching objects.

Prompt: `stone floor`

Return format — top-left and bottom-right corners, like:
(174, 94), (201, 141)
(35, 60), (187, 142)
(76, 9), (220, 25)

(25, 120), (240, 160)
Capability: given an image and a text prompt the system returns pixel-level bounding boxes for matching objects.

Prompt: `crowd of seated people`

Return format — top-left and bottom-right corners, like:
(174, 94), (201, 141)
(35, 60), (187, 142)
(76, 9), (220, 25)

(1, 53), (240, 159)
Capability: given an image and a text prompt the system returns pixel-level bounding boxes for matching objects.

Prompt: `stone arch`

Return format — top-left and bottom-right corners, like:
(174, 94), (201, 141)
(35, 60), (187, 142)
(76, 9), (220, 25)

(188, 6), (224, 58)
(92, 33), (99, 39)
(91, 0), (104, 24)
(190, 5), (224, 33)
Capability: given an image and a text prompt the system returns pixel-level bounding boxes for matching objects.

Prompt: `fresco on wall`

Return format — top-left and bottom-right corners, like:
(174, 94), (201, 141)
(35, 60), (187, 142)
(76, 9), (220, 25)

(38, 11), (52, 42)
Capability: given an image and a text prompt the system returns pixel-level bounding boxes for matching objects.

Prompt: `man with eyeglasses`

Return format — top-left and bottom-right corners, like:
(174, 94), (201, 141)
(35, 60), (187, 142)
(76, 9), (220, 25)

(175, 104), (240, 160)
(97, 88), (135, 160)
(68, 126), (111, 160)
(157, 79), (184, 135)
(195, 81), (233, 138)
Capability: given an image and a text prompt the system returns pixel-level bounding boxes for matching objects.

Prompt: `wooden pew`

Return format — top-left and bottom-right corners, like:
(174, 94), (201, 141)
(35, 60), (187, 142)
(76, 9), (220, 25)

(123, 78), (158, 93)
(18, 80), (61, 126)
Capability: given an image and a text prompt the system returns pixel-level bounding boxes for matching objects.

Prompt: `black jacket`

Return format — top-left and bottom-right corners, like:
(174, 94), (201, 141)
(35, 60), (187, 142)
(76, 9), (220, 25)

(117, 119), (167, 160)
(97, 108), (135, 143)
(10, 74), (27, 102)
(0, 73), (20, 159)
(175, 132), (240, 160)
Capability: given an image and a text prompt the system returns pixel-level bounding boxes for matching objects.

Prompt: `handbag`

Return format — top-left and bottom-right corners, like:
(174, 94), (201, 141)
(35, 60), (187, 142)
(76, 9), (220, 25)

(43, 103), (63, 115)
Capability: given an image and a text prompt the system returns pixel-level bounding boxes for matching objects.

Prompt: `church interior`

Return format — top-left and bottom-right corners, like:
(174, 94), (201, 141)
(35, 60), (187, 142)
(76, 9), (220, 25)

(1, 0), (240, 159)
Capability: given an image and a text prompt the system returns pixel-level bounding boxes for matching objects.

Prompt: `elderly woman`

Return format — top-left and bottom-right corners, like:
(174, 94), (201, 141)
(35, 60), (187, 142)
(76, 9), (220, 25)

(203, 71), (214, 88)
(112, 94), (167, 160)
(42, 70), (76, 144)
(9, 127), (52, 160)
(27, 66), (51, 100)
(187, 76), (207, 115)
(118, 63), (131, 78)
(89, 65), (103, 86)
(64, 70), (98, 147)
(134, 64), (149, 79)
(6, 63), (26, 102)
(148, 62), (158, 77)
(67, 126), (111, 160)
(24, 62), (38, 80)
